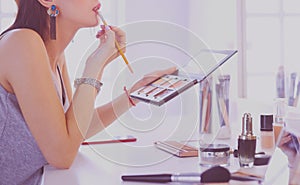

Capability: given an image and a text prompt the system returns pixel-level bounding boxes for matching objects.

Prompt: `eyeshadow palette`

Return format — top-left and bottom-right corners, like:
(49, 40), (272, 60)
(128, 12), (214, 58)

(130, 74), (198, 106)
(130, 49), (237, 106)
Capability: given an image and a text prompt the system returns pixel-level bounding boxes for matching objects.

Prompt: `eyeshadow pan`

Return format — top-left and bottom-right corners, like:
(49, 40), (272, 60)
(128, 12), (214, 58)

(154, 89), (172, 99)
(147, 87), (166, 97)
(138, 85), (156, 94)
(169, 79), (188, 89)
(130, 74), (198, 106)
(152, 78), (168, 86)
(145, 86), (159, 96)
(160, 78), (178, 88)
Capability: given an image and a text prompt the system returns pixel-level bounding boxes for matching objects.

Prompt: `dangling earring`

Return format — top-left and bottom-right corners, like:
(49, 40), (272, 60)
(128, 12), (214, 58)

(47, 5), (59, 40)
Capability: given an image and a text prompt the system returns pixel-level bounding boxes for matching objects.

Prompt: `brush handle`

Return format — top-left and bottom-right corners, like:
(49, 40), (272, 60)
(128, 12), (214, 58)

(98, 11), (133, 73)
(114, 41), (134, 73)
(121, 174), (172, 183)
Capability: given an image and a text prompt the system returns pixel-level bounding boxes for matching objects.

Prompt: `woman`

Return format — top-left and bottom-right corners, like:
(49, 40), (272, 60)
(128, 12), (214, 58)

(0, 0), (175, 184)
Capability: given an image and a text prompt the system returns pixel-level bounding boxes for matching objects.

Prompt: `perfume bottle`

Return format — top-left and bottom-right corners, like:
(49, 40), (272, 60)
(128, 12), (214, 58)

(238, 113), (256, 168)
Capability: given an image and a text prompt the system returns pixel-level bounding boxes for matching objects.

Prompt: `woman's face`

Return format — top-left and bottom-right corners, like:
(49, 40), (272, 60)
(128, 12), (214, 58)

(56, 0), (101, 29)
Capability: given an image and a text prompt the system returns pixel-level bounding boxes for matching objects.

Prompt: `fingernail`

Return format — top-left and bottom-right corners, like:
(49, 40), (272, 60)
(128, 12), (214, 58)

(96, 30), (103, 38)
(105, 25), (111, 30)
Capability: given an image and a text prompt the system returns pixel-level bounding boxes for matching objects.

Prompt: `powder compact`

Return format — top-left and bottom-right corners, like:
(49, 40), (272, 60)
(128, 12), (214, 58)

(199, 144), (230, 167)
(130, 74), (198, 106)
(130, 49), (238, 106)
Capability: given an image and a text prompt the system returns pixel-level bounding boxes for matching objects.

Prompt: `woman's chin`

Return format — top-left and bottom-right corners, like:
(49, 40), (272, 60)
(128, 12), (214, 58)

(81, 22), (99, 29)
(92, 22), (99, 27)
(90, 20), (100, 28)
(81, 18), (100, 28)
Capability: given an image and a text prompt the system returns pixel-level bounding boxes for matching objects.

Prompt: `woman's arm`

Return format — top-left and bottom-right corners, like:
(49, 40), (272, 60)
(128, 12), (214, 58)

(85, 67), (177, 139)
(86, 93), (132, 138)
(61, 57), (133, 139)
(1, 27), (115, 169)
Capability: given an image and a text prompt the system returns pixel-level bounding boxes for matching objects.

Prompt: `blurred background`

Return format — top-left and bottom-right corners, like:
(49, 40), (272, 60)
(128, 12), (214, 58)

(1, 0), (300, 107)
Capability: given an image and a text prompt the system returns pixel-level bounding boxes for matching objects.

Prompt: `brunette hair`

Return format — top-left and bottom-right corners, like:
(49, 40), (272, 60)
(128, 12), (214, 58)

(1, 0), (49, 41)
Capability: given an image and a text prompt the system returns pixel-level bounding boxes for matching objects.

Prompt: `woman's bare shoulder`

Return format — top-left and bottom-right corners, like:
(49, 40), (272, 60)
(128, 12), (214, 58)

(0, 28), (50, 81)
(0, 28), (48, 63)
(2, 28), (42, 39)
(1, 29), (47, 62)
(0, 28), (46, 52)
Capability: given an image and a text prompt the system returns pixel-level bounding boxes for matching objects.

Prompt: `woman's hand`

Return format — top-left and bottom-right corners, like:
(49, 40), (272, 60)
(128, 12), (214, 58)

(84, 25), (126, 79)
(278, 131), (299, 167)
(129, 67), (178, 94)
(90, 25), (116, 63)
(96, 25), (126, 64)
(105, 25), (127, 63)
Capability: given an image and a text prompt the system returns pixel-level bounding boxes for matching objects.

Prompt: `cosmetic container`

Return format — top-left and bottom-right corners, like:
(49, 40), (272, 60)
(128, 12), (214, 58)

(260, 114), (275, 152)
(238, 113), (256, 168)
(199, 144), (230, 167)
(273, 98), (286, 144)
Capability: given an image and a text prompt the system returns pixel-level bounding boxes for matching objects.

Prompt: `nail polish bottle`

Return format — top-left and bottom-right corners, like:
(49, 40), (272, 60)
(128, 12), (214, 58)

(238, 113), (256, 168)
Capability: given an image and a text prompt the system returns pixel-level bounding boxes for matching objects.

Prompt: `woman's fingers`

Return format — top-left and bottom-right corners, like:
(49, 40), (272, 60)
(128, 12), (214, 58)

(144, 67), (177, 79)
(130, 67), (178, 93)
(278, 132), (292, 148)
(281, 135), (292, 144)
(96, 30), (105, 39)
(163, 66), (178, 75)
(110, 26), (126, 44)
(96, 25), (126, 55)
(110, 25), (126, 53)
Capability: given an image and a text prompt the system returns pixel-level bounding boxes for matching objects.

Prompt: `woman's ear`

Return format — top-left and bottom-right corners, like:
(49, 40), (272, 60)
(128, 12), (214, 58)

(36, 0), (55, 8)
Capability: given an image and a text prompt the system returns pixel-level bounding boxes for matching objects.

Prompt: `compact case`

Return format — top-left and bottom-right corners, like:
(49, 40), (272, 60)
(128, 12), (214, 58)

(130, 74), (198, 106)
(199, 144), (230, 167)
(130, 49), (237, 106)
(154, 140), (198, 157)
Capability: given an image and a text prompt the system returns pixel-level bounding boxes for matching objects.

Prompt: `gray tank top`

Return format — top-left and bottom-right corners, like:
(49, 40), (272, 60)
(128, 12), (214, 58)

(0, 66), (69, 185)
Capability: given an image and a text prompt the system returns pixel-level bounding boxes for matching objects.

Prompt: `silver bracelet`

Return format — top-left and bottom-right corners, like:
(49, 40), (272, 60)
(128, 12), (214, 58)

(74, 78), (103, 93)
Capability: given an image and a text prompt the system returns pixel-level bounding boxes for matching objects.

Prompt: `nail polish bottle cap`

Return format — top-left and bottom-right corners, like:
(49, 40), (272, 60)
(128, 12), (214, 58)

(260, 114), (273, 131)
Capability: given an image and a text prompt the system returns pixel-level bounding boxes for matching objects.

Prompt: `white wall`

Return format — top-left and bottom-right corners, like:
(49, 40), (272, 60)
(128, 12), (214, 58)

(103, 1), (239, 138)
(118, 1), (199, 121)
(188, 0), (238, 99)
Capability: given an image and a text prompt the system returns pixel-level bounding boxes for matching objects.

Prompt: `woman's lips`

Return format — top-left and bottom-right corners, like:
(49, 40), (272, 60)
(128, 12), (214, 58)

(93, 3), (101, 12)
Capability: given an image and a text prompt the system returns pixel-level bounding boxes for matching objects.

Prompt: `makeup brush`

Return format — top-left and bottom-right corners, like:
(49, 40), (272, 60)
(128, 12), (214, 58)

(97, 11), (134, 74)
(121, 166), (231, 183)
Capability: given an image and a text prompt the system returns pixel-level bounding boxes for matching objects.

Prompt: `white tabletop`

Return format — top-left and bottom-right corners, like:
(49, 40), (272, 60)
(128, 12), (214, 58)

(43, 98), (291, 185)
(44, 141), (292, 185)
